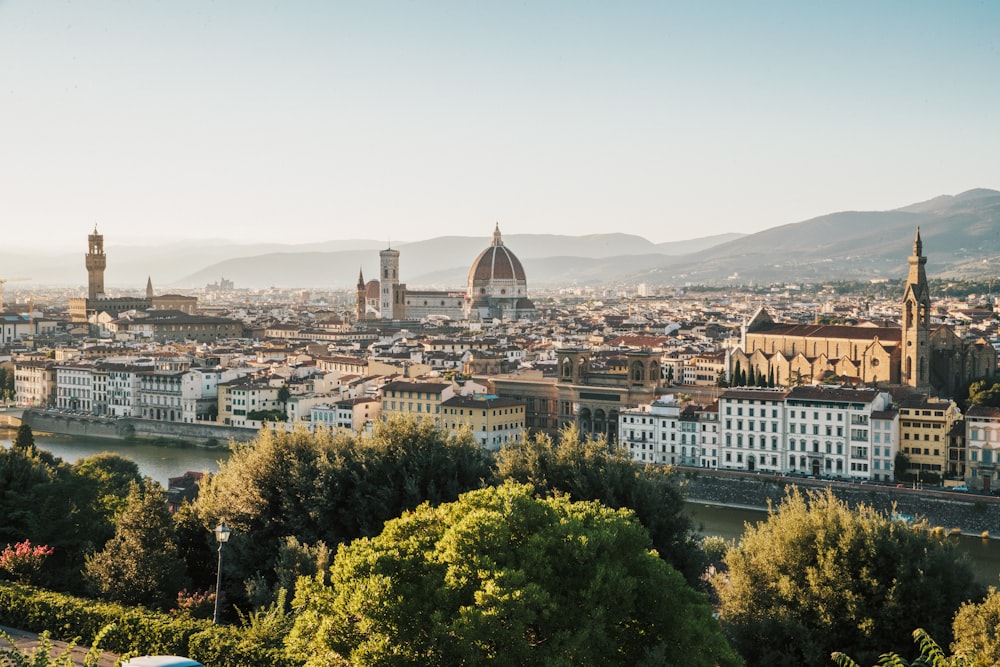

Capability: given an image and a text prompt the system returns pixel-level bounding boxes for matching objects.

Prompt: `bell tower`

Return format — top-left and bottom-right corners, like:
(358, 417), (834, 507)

(86, 225), (107, 299)
(356, 268), (366, 321)
(379, 246), (400, 320)
(901, 228), (931, 388)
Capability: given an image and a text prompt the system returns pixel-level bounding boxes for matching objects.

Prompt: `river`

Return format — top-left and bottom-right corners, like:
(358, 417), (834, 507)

(685, 501), (1000, 586)
(3, 430), (998, 585)
(0, 430), (229, 486)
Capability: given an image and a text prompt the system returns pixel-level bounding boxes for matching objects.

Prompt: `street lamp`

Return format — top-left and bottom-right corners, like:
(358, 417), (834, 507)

(213, 521), (231, 624)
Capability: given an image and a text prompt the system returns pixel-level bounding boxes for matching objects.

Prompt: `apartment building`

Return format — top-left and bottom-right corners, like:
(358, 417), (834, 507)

(618, 395), (695, 465)
(14, 361), (57, 408)
(719, 388), (787, 474)
(440, 394), (525, 451)
(55, 362), (94, 412)
(380, 380), (455, 424)
(716, 386), (892, 480)
(897, 396), (961, 481)
(964, 405), (1000, 491)
(218, 375), (282, 427)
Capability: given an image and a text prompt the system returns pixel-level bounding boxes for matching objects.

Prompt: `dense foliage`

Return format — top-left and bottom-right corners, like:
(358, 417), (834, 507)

(715, 488), (980, 667)
(0, 440), (138, 592)
(0, 581), (291, 666)
(288, 482), (741, 667)
(84, 480), (188, 607)
(193, 417), (496, 605)
(497, 425), (704, 583)
(951, 587), (1000, 665)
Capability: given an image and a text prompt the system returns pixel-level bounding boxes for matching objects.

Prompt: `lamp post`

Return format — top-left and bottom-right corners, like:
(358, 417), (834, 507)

(213, 521), (231, 624)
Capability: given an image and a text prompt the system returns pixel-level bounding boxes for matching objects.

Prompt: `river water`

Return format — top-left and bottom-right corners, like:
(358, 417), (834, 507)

(0, 430), (229, 486)
(685, 501), (1000, 586)
(2, 430), (998, 585)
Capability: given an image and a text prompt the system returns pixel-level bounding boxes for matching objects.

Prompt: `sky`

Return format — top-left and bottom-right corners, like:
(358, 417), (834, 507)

(2, 1), (998, 249)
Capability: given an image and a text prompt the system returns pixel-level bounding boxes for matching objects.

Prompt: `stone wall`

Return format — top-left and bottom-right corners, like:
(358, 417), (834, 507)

(22, 410), (257, 445)
(682, 469), (1000, 536)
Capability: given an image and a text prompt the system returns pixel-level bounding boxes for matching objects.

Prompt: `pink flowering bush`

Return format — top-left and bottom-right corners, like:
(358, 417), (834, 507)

(0, 539), (54, 585)
(172, 588), (221, 619)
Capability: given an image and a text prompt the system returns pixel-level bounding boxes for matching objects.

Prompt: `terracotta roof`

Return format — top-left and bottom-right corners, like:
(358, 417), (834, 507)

(752, 323), (901, 342)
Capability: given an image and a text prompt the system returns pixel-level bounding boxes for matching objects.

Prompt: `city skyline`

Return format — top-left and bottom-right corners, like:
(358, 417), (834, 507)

(2, 1), (998, 247)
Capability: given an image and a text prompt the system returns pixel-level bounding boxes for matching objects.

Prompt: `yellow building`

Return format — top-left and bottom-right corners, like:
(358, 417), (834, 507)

(897, 395), (961, 482)
(380, 380), (455, 423)
(441, 395), (525, 451)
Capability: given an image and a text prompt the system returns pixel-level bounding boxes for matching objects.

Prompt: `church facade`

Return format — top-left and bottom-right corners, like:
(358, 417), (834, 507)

(730, 230), (996, 395)
(356, 223), (537, 322)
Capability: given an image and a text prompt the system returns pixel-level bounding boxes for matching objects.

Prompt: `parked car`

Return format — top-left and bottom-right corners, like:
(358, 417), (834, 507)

(121, 658), (204, 667)
(950, 485), (969, 492)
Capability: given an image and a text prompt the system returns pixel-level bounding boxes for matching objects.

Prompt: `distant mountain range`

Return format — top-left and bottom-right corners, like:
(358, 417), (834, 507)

(5, 188), (998, 290)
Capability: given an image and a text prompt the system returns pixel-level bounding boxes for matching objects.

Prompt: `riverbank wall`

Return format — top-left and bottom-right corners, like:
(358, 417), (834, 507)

(22, 410), (258, 445)
(681, 468), (1000, 536)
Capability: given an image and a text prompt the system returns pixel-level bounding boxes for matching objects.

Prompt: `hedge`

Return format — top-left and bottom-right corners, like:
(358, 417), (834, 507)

(0, 582), (296, 667)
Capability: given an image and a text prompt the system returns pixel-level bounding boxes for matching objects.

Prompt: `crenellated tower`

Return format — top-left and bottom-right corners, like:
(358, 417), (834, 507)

(86, 225), (107, 299)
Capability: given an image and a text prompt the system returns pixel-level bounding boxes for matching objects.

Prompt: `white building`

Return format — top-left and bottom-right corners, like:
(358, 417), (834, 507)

(137, 370), (184, 422)
(55, 363), (94, 412)
(618, 395), (690, 465)
(965, 405), (1000, 491)
(718, 386), (893, 480)
(14, 361), (56, 408)
(719, 388), (788, 474)
(696, 403), (720, 468)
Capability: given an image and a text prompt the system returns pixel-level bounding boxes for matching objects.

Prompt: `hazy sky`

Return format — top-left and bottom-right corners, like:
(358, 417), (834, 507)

(2, 1), (998, 248)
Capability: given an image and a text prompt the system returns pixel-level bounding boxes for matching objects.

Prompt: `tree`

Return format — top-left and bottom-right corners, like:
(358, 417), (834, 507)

(194, 418), (495, 607)
(894, 450), (912, 482)
(497, 425), (704, 584)
(0, 444), (108, 592)
(715, 488), (979, 667)
(13, 424), (34, 451)
(951, 587), (1000, 665)
(71, 452), (142, 519)
(966, 380), (1000, 408)
(287, 482), (741, 667)
(716, 369), (729, 388)
(84, 480), (188, 607)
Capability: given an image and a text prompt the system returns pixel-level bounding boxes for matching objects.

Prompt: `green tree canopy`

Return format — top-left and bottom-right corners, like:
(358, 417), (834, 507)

(71, 452), (143, 519)
(84, 480), (188, 607)
(287, 482), (741, 667)
(715, 487), (979, 667)
(13, 424), (34, 451)
(951, 587), (1000, 666)
(497, 425), (703, 583)
(0, 444), (110, 592)
(194, 418), (495, 605)
(966, 380), (1000, 408)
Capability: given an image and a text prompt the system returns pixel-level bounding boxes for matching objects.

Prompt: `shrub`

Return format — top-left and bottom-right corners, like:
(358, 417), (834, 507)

(0, 540), (54, 585)
(0, 582), (293, 666)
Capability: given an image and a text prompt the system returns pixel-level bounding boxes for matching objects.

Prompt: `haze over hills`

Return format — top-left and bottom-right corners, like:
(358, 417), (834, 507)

(4, 189), (998, 291)
(631, 188), (1000, 286)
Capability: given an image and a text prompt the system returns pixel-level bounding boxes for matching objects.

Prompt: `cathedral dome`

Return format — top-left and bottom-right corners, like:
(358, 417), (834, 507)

(468, 223), (526, 284)
(466, 224), (535, 320)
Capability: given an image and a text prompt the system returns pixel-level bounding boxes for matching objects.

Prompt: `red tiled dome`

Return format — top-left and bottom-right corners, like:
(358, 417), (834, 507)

(467, 224), (526, 284)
